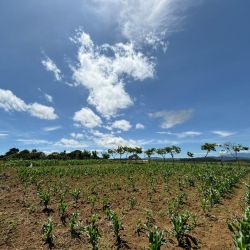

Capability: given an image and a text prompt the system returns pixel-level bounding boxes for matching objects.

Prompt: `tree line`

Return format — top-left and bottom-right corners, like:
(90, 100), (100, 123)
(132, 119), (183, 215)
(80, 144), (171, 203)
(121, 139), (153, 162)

(0, 142), (248, 165)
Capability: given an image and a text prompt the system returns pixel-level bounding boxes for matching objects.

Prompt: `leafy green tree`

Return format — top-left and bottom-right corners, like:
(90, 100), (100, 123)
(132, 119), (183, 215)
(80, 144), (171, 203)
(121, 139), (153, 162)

(156, 148), (167, 162)
(187, 151), (195, 165)
(91, 151), (99, 159)
(144, 148), (155, 162)
(116, 146), (125, 161)
(102, 152), (110, 159)
(108, 149), (116, 159)
(170, 146), (181, 166)
(201, 143), (217, 166)
(224, 143), (249, 166)
(5, 147), (19, 158)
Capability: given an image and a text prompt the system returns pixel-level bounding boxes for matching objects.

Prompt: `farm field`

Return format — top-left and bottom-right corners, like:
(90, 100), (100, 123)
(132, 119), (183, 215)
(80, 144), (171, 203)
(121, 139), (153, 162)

(0, 160), (250, 250)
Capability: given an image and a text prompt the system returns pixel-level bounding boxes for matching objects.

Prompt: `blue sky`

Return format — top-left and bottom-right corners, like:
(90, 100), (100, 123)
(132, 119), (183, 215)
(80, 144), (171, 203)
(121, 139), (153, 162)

(0, 0), (249, 156)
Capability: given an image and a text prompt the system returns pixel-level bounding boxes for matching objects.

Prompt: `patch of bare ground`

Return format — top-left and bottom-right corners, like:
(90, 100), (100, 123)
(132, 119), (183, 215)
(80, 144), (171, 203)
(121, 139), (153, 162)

(0, 165), (249, 250)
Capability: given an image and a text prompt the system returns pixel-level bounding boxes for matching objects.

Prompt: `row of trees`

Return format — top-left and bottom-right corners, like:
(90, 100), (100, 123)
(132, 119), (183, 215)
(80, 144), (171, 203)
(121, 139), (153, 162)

(0, 148), (102, 160)
(0, 143), (248, 164)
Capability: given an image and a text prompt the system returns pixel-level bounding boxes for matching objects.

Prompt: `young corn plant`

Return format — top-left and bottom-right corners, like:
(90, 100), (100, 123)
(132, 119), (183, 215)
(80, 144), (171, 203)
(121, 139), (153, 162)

(170, 211), (197, 248)
(107, 209), (123, 246)
(228, 206), (250, 249)
(70, 188), (81, 205)
(145, 210), (155, 230)
(88, 195), (97, 212)
(244, 184), (250, 206)
(102, 197), (111, 211)
(84, 214), (100, 250)
(42, 217), (54, 246)
(135, 219), (145, 236)
(58, 199), (68, 224)
(128, 197), (137, 210)
(38, 190), (50, 211)
(147, 226), (167, 250)
(69, 211), (80, 237)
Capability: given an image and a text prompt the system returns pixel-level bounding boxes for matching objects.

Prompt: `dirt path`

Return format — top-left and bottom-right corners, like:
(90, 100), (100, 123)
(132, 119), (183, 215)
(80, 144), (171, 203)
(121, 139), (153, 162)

(194, 174), (249, 250)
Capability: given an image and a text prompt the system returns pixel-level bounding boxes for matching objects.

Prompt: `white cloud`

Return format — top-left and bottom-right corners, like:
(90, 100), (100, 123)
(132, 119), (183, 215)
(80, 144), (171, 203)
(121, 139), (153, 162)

(87, 0), (193, 47)
(157, 130), (201, 138)
(41, 56), (62, 81)
(70, 133), (84, 139)
(72, 31), (155, 118)
(56, 138), (86, 148)
(44, 93), (53, 103)
(17, 139), (51, 145)
(112, 119), (132, 131)
(0, 133), (8, 138)
(0, 89), (27, 112)
(149, 109), (193, 129)
(28, 103), (58, 120)
(73, 107), (102, 128)
(43, 126), (62, 132)
(0, 89), (58, 120)
(212, 130), (236, 137)
(135, 123), (145, 129)
(91, 130), (139, 148)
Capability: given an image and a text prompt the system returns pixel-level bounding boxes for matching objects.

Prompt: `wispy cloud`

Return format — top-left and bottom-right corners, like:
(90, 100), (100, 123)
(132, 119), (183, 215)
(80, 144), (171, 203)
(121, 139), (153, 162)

(149, 109), (193, 129)
(72, 31), (155, 118)
(0, 89), (58, 120)
(157, 130), (202, 138)
(17, 139), (52, 145)
(70, 133), (84, 139)
(44, 93), (53, 103)
(0, 133), (8, 138)
(87, 0), (194, 48)
(43, 126), (62, 132)
(212, 130), (236, 137)
(41, 56), (62, 81)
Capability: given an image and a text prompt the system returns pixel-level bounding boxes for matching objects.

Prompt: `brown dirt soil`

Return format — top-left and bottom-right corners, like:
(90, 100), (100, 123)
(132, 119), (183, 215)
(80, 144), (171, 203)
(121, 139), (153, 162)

(0, 166), (249, 250)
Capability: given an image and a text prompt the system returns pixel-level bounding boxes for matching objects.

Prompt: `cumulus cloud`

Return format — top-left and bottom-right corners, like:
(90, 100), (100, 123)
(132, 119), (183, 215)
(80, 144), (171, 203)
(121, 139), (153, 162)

(73, 107), (102, 128)
(91, 130), (139, 148)
(0, 89), (27, 112)
(87, 0), (193, 47)
(72, 31), (155, 118)
(135, 123), (145, 129)
(0, 89), (58, 120)
(41, 56), (62, 81)
(212, 130), (236, 137)
(149, 109), (193, 129)
(112, 119), (132, 131)
(28, 103), (58, 120)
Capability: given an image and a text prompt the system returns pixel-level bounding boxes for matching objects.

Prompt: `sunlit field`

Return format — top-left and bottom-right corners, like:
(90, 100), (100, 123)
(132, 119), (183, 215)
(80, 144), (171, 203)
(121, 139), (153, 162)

(1, 160), (250, 249)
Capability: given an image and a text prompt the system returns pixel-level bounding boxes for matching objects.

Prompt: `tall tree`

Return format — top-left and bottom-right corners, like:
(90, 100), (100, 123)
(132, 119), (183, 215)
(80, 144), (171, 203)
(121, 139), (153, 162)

(170, 146), (181, 166)
(116, 146), (125, 161)
(156, 148), (167, 162)
(223, 143), (249, 166)
(187, 151), (195, 165)
(144, 148), (155, 162)
(201, 143), (217, 166)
